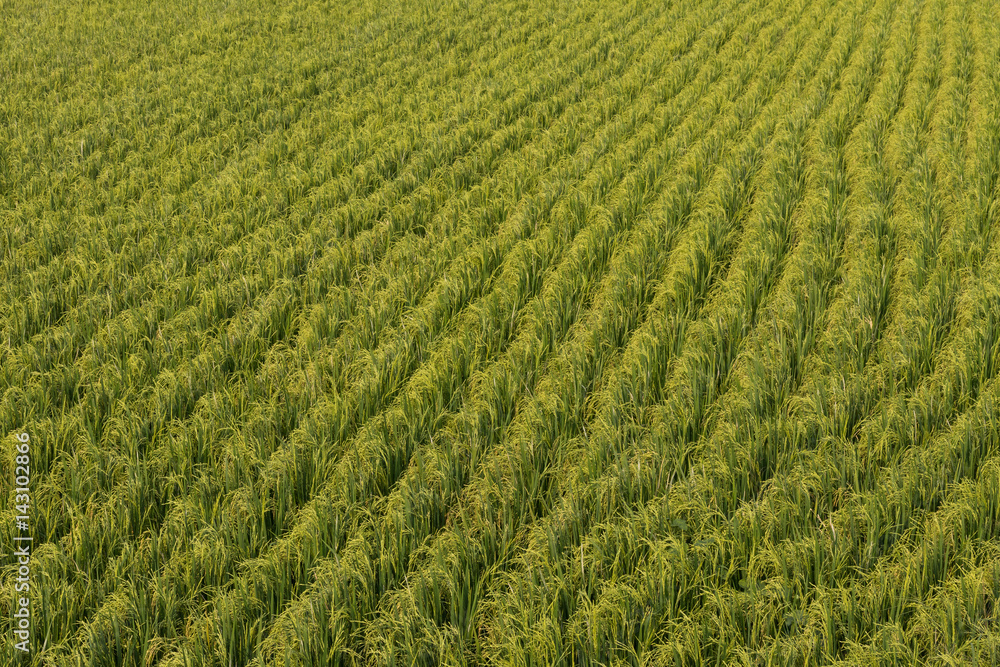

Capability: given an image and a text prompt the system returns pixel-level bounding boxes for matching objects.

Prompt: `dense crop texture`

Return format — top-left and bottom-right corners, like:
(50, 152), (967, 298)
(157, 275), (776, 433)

(2, 0), (1000, 664)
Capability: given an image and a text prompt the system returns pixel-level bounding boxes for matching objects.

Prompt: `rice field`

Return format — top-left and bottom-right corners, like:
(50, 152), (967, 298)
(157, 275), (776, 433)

(2, 0), (1000, 663)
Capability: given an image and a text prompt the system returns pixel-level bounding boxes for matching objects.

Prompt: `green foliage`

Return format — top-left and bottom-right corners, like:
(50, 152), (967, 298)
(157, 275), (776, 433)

(2, 0), (1000, 664)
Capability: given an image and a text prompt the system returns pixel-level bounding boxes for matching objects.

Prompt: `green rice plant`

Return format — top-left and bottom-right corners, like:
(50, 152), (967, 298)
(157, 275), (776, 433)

(386, 0), (872, 656)
(209, 0), (796, 652)
(5, 0), (1000, 663)
(27, 2), (700, 656)
(141, 2), (752, 664)
(484, 0), (928, 660)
